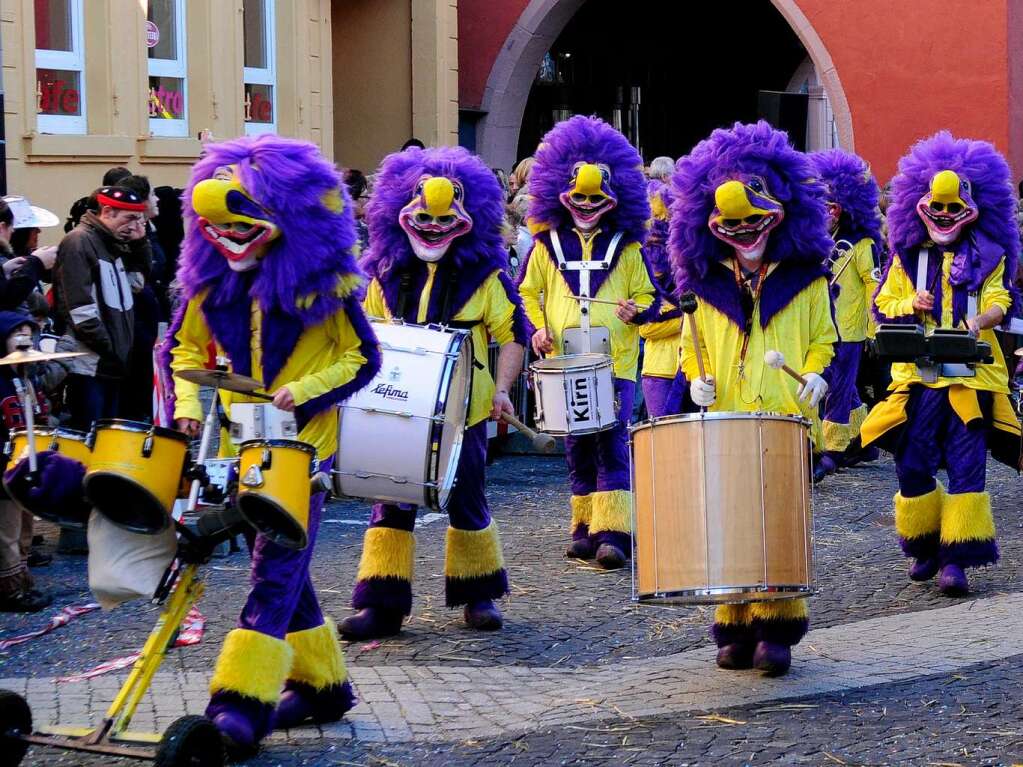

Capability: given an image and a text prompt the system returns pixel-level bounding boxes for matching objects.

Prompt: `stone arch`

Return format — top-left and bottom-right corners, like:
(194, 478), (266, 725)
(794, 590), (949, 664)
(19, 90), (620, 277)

(475, 0), (854, 170)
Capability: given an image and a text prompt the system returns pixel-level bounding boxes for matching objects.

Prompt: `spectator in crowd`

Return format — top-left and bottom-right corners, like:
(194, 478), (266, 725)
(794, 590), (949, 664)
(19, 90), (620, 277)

(344, 169), (371, 253)
(507, 193), (532, 280)
(647, 155), (674, 181)
(102, 166), (132, 187)
(493, 167), (510, 199)
(4, 196), (60, 318)
(401, 137), (426, 151)
(53, 186), (143, 430)
(0, 312), (53, 612)
(153, 186), (184, 311)
(0, 199), (57, 312)
(508, 157), (535, 199)
(119, 175), (164, 423)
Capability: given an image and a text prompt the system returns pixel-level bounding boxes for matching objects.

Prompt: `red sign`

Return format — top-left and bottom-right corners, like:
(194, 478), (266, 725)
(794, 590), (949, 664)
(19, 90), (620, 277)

(145, 21), (160, 48)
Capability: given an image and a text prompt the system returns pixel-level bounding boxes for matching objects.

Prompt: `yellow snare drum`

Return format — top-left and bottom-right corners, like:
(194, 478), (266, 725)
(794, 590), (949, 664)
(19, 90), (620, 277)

(236, 439), (316, 550)
(4, 428), (92, 527)
(84, 420), (190, 534)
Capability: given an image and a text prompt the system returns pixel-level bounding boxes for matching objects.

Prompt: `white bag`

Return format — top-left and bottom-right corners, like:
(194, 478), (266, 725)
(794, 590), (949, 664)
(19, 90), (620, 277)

(87, 510), (177, 610)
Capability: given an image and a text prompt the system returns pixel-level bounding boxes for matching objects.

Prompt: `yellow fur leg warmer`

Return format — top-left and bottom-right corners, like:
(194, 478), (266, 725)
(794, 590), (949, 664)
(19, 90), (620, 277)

(940, 491), (996, 544)
(355, 526), (416, 583)
(589, 489), (632, 535)
(894, 482), (943, 541)
(445, 522), (505, 580)
(209, 628), (292, 703)
(285, 618), (349, 690)
(570, 494), (592, 532)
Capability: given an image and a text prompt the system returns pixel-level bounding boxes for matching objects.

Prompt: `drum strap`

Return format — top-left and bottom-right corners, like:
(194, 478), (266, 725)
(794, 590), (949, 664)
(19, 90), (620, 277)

(550, 230), (623, 352)
(395, 272), (414, 321)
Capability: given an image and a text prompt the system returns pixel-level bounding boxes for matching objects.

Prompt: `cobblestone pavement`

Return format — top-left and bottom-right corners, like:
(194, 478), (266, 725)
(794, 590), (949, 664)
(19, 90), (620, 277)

(1, 451), (1020, 765)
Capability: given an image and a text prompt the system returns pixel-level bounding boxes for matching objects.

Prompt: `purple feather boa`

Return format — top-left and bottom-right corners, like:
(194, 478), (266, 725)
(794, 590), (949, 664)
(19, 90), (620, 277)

(809, 149), (882, 247)
(669, 121), (832, 329)
(880, 131), (1020, 323)
(528, 116), (649, 244)
(361, 146), (509, 310)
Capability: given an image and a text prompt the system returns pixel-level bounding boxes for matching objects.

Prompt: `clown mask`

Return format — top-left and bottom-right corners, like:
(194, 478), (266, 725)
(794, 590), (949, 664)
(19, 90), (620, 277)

(916, 170), (978, 246)
(560, 162), (617, 232)
(192, 165), (280, 272)
(399, 175), (473, 262)
(708, 176), (785, 263)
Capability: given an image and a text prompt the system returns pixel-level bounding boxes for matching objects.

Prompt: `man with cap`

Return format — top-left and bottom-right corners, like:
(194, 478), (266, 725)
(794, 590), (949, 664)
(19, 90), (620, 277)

(53, 186), (146, 429)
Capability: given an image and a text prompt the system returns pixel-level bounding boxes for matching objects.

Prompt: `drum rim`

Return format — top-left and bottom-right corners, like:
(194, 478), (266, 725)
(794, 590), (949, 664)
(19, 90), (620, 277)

(427, 328), (472, 510)
(53, 427), (90, 441)
(630, 411), (811, 433)
(529, 353), (613, 373)
(634, 584), (813, 603)
(238, 438), (317, 457)
(93, 419), (191, 443)
(83, 470), (172, 535)
(8, 427), (56, 437)
(367, 317), (472, 337)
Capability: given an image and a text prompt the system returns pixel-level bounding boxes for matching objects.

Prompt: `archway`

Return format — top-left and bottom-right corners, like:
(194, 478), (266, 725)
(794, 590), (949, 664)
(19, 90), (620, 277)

(475, 0), (854, 171)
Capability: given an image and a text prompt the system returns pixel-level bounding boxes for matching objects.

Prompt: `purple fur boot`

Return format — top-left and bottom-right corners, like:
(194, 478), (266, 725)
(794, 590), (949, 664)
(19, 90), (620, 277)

(753, 641), (792, 676)
(909, 557), (941, 582)
(206, 692), (273, 757)
(595, 543), (627, 570)
(464, 599), (503, 631)
(938, 564), (969, 597)
(338, 607), (404, 641)
(812, 453), (837, 484)
(566, 524), (595, 559)
(716, 643), (755, 670)
(274, 680), (355, 730)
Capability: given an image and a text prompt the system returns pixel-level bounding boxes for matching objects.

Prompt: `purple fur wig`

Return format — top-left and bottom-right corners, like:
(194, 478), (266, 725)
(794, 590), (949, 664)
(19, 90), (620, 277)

(878, 131), (1020, 322)
(528, 115), (650, 244)
(175, 134), (361, 320)
(809, 148), (882, 247)
(669, 121), (832, 328)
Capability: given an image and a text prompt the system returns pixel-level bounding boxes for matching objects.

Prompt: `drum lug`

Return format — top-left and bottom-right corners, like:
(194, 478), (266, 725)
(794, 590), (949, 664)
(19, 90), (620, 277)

(241, 464), (265, 488)
(260, 447), (272, 470)
(142, 435), (154, 458)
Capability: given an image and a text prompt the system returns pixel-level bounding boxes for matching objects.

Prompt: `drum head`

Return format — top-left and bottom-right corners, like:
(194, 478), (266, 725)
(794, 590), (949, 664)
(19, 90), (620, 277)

(84, 474), (170, 535)
(433, 335), (472, 510)
(237, 494), (308, 550)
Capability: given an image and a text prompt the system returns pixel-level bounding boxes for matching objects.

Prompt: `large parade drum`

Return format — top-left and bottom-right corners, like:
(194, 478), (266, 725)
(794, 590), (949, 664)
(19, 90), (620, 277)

(334, 321), (471, 511)
(530, 353), (616, 436)
(631, 413), (813, 604)
(84, 420), (190, 534)
(236, 439), (316, 550)
(3, 427), (92, 528)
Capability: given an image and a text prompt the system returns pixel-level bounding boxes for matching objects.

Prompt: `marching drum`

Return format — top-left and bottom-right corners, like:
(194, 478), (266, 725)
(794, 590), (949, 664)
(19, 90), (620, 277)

(530, 353), (616, 436)
(236, 439), (316, 550)
(334, 321), (472, 510)
(3, 427), (92, 528)
(632, 413), (813, 604)
(84, 420), (190, 534)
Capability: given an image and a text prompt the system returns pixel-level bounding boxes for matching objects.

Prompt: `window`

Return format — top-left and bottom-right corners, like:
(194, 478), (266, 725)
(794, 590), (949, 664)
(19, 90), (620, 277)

(147, 0), (188, 137)
(243, 0), (276, 136)
(34, 0), (86, 134)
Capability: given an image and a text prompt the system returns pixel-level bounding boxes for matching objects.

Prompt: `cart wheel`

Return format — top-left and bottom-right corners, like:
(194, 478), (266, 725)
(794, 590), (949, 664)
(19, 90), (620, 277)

(155, 715), (224, 767)
(0, 690), (31, 767)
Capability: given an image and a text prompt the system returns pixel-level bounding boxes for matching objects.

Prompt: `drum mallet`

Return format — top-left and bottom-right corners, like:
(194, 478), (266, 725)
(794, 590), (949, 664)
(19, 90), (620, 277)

(764, 350), (808, 386)
(679, 291), (708, 382)
(500, 412), (556, 454)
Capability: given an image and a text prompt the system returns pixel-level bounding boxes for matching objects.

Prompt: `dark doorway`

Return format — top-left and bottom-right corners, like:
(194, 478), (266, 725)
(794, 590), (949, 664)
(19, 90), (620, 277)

(517, 0), (809, 163)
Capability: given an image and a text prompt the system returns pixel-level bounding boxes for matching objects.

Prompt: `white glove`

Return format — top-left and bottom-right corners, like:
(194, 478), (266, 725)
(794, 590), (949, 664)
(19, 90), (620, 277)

(797, 372), (828, 408)
(690, 376), (717, 407)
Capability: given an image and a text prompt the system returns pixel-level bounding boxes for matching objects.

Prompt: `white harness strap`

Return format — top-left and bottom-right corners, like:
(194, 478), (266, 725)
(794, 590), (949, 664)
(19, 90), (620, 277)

(549, 230), (623, 352)
(915, 247), (929, 293)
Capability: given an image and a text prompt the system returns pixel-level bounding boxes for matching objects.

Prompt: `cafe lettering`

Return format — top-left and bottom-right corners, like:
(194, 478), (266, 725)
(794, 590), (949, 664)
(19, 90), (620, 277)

(36, 72), (80, 116)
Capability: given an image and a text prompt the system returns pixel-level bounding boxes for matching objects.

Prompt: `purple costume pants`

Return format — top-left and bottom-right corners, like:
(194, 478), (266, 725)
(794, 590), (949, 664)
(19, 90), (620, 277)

(368, 421), (491, 533)
(565, 378), (634, 496)
(894, 387), (987, 497)
(642, 374), (685, 418)
(823, 341), (864, 428)
(238, 456), (334, 637)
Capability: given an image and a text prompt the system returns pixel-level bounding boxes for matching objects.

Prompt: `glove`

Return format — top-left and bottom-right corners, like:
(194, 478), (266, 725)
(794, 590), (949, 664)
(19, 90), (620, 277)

(690, 376), (717, 407)
(797, 372), (828, 408)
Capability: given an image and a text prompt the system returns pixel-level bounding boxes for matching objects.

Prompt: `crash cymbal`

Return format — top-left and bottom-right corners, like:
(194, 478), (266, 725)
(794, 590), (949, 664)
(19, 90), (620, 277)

(0, 348), (87, 366)
(176, 368), (271, 397)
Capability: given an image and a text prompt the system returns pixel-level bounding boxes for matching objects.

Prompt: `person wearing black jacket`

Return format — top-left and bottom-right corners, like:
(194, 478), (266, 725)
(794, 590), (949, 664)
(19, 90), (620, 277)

(52, 186), (145, 430)
(0, 199), (56, 311)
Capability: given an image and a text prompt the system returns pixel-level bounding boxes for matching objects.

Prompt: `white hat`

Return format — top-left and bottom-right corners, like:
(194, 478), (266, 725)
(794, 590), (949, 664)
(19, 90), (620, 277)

(2, 196), (60, 229)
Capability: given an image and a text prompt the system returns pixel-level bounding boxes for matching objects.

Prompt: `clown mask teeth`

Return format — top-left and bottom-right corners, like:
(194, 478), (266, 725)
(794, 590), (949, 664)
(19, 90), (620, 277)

(193, 165), (280, 271)
(399, 175), (473, 262)
(560, 162), (617, 232)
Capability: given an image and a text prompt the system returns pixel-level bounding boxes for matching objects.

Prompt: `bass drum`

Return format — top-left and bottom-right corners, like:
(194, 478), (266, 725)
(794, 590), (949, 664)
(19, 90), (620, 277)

(334, 321), (471, 511)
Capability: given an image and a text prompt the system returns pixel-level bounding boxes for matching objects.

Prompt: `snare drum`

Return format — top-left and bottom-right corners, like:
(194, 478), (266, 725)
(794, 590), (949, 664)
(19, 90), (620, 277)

(530, 353), (616, 436)
(236, 439), (316, 550)
(334, 321), (471, 510)
(84, 420), (190, 534)
(632, 413), (813, 604)
(3, 427), (92, 528)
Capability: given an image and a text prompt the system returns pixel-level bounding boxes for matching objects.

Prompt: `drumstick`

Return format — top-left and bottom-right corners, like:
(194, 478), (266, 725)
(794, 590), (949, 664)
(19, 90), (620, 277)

(568, 294), (627, 307)
(678, 291), (707, 382)
(500, 412), (556, 454)
(764, 350), (808, 386)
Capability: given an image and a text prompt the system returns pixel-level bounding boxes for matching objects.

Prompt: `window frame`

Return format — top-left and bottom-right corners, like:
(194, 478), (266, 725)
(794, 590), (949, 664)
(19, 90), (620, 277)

(243, 0), (277, 136)
(147, 0), (189, 138)
(34, 0), (87, 135)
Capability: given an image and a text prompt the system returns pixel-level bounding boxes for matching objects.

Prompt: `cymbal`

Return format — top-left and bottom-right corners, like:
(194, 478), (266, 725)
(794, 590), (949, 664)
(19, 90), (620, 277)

(1016, 348), (1022, 356)
(0, 348), (86, 367)
(176, 368), (269, 396)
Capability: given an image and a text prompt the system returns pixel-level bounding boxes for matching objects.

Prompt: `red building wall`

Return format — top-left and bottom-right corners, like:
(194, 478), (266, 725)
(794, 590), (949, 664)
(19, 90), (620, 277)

(458, 0), (1022, 182)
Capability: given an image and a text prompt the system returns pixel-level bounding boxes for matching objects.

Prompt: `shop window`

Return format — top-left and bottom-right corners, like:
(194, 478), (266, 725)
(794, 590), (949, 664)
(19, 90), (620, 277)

(147, 0), (188, 137)
(243, 0), (276, 136)
(34, 0), (86, 134)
